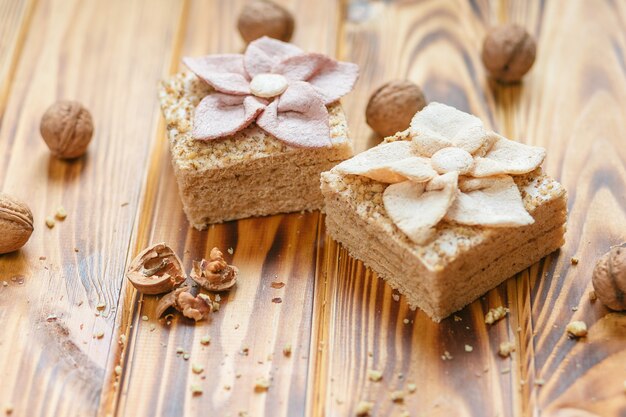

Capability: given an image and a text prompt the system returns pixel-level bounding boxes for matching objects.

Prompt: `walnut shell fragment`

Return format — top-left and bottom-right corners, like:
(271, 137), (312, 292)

(190, 247), (238, 292)
(126, 243), (186, 295)
(156, 286), (213, 321)
(592, 243), (626, 311)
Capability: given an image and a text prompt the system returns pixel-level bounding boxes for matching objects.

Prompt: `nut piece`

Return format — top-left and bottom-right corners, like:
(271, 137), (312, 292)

(481, 24), (537, 83)
(366, 80), (426, 137)
(498, 341), (516, 357)
(156, 286), (213, 321)
(566, 320), (588, 338)
(126, 243), (186, 294)
(40, 100), (94, 159)
(237, 0), (294, 44)
(190, 247), (238, 292)
(592, 244), (626, 311)
(0, 193), (34, 254)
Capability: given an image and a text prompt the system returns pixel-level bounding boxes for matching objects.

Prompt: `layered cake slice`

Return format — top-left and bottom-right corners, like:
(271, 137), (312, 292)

(321, 102), (567, 322)
(158, 37), (358, 229)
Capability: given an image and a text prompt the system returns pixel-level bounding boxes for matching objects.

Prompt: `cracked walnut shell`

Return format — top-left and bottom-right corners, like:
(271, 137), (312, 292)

(40, 100), (94, 159)
(190, 247), (238, 291)
(237, 0), (294, 44)
(126, 243), (186, 295)
(481, 24), (536, 83)
(156, 286), (213, 321)
(366, 80), (426, 137)
(0, 193), (33, 254)
(592, 244), (626, 311)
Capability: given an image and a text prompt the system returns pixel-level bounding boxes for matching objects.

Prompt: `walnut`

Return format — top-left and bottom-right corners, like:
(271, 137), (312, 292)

(592, 244), (626, 311)
(237, 0), (294, 44)
(481, 24), (536, 83)
(365, 80), (426, 137)
(190, 247), (238, 291)
(156, 286), (213, 321)
(126, 243), (186, 294)
(40, 100), (94, 159)
(0, 193), (33, 254)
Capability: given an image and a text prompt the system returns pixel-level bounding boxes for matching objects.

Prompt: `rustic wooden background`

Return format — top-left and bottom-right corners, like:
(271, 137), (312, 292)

(1, 0), (625, 416)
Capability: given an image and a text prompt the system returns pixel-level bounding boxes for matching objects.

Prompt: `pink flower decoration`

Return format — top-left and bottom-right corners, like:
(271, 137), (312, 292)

(183, 37), (359, 148)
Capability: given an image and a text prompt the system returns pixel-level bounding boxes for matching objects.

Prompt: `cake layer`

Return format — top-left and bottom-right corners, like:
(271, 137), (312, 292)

(321, 168), (567, 321)
(159, 72), (353, 229)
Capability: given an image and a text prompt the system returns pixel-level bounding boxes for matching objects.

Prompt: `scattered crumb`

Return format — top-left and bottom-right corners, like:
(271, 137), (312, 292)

(355, 401), (374, 416)
(390, 390), (405, 403)
(271, 281), (285, 289)
(46, 314), (58, 322)
(5, 405), (13, 415)
(399, 411), (410, 417)
(367, 369), (383, 382)
(149, 324), (156, 332)
(485, 306), (509, 325)
(119, 335), (126, 345)
(535, 378), (545, 386)
(571, 306), (578, 311)
(589, 291), (597, 302)
(1, 281), (7, 287)
(566, 321), (588, 338)
(403, 318), (409, 324)
(227, 247), (234, 255)
(501, 368), (511, 374)
(121, 202), (129, 207)
(214, 294), (221, 302)
(176, 347), (184, 354)
(45, 217), (55, 228)
(272, 297), (282, 304)
(141, 315), (148, 321)
(392, 294), (400, 302)
(200, 335), (211, 345)
(192, 364), (204, 374)
(190, 384), (203, 396)
(453, 315), (462, 322)
(464, 344), (473, 352)
(407, 383), (416, 393)
(570, 257), (579, 265)
(96, 302), (106, 311)
(55, 206), (67, 220)
(94, 331), (105, 339)
(498, 341), (516, 358)
(441, 351), (453, 361)
(283, 344), (292, 357)
(183, 353), (190, 360)
(254, 377), (271, 392)
(114, 365), (122, 376)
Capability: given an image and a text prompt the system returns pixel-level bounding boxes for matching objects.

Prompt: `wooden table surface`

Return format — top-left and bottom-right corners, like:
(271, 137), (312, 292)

(1, 0), (626, 416)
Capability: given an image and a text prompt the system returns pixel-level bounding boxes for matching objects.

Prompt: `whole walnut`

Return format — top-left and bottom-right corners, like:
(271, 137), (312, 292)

(366, 80), (426, 137)
(592, 244), (626, 311)
(481, 24), (536, 83)
(40, 100), (94, 159)
(0, 193), (33, 254)
(237, 0), (294, 44)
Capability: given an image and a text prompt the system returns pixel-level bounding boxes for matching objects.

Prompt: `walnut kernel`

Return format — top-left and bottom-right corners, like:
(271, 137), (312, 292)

(481, 24), (536, 83)
(156, 286), (213, 321)
(190, 247), (238, 291)
(0, 193), (33, 254)
(592, 244), (626, 311)
(566, 321), (588, 338)
(366, 80), (426, 137)
(126, 243), (186, 294)
(237, 0), (294, 44)
(40, 100), (94, 159)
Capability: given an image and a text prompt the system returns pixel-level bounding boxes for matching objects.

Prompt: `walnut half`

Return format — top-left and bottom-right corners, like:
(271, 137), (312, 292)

(156, 286), (213, 321)
(190, 247), (238, 292)
(592, 243), (626, 311)
(126, 243), (186, 295)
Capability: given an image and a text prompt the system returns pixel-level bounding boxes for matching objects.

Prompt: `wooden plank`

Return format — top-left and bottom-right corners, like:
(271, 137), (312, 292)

(0, 0), (35, 116)
(108, 1), (343, 416)
(0, 0), (184, 415)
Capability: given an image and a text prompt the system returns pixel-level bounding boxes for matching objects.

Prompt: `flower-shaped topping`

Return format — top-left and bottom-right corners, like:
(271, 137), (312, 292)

(335, 102), (546, 244)
(183, 37), (359, 148)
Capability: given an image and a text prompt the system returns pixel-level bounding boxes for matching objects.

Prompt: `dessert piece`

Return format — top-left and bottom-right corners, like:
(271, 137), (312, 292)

(321, 102), (567, 322)
(159, 37), (358, 229)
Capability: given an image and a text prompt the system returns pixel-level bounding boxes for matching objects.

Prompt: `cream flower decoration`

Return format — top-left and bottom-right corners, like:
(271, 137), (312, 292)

(334, 102), (546, 244)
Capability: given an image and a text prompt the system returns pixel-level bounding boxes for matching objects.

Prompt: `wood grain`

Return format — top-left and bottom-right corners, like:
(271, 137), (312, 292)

(0, 0), (625, 416)
(0, 0), (184, 415)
